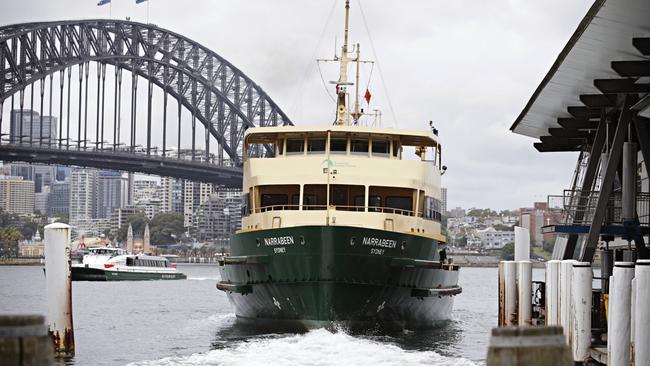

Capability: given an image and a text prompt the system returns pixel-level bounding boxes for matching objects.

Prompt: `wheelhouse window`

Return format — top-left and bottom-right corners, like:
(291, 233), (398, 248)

(330, 138), (347, 154)
(369, 186), (416, 215)
(371, 139), (390, 158)
(307, 137), (326, 154)
(286, 138), (305, 155)
(303, 185), (327, 210)
(329, 185), (365, 211)
(256, 185), (300, 212)
(351, 139), (369, 156)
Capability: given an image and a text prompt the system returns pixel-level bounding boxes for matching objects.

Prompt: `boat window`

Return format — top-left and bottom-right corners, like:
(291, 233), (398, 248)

(351, 139), (369, 156)
(354, 195), (365, 208)
(423, 196), (442, 222)
(369, 186), (417, 215)
(241, 193), (250, 217)
(126, 257), (134, 266)
(307, 138), (326, 154)
(291, 194), (300, 206)
(328, 185), (365, 211)
(286, 138), (305, 155)
(368, 195), (381, 212)
(392, 141), (400, 158)
(261, 194), (288, 208)
(330, 138), (347, 154)
(303, 185), (327, 210)
(386, 196), (413, 213)
(277, 139), (285, 156)
(257, 185), (300, 211)
(372, 139), (390, 158)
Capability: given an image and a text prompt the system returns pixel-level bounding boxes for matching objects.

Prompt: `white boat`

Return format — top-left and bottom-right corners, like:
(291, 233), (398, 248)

(71, 247), (187, 281)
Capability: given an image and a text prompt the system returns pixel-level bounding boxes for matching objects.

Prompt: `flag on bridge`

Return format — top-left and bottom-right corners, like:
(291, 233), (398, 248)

(136, 0), (148, 3)
(97, 0), (111, 6)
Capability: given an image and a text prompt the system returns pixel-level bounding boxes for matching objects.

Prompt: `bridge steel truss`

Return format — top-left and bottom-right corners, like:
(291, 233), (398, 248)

(0, 19), (293, 186)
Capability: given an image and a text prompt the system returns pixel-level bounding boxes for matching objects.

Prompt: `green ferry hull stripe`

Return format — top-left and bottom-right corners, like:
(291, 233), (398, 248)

(71, 267), (187, 281)
(219, 225), (460, 326)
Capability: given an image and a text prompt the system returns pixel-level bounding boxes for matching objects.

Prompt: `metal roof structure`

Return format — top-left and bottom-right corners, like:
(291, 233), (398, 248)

(510, 0), (650, 152)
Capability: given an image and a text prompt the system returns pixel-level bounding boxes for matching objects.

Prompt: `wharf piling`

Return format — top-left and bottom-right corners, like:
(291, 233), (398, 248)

(633, 260), (650, 366)
(607, 262), (634, 366)
(0, 315), (56, 365)
(44, 222), (74, 358)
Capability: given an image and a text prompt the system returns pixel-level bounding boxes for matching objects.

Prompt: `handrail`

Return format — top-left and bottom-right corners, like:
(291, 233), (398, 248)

(252, 204), (424, 218)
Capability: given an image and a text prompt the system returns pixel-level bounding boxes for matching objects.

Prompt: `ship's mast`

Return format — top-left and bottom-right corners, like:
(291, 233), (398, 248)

(335, 0), (352, 125)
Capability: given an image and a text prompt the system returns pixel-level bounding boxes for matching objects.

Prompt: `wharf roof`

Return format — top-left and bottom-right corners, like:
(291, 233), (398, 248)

(510, 0), (650, 152)
(245, 125), (439, 147)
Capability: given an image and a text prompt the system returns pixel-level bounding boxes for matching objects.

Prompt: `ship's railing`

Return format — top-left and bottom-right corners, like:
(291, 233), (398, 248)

(253, 204), (421, 217)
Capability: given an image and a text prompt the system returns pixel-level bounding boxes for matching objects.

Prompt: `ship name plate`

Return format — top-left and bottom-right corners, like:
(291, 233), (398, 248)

(264, 236), (295, 246)
(362, 237), (397, 249)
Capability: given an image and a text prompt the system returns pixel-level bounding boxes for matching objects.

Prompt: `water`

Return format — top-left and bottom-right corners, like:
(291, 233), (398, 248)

(0, 265), (516, 365)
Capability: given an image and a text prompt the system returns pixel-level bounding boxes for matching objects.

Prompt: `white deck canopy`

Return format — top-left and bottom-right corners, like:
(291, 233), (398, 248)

(511, 0), (650, 151)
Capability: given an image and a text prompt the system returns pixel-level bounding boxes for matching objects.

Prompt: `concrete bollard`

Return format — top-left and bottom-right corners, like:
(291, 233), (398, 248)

(634, 259), (650, 366)
(571, 262), (592, 362)
(545, 260), (561, 325)
(517, 260), (532, 326)
(607, 262), (634, 366)
(486, 326), (573, 366)
(559, 259), (575, 341)
(514, 227), (530, 261)
(44, 222), (74, 357)
(0, 315), (56, 365)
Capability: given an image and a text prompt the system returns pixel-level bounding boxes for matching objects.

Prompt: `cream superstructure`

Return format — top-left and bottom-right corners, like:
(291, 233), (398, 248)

(241, 124), (446, 242)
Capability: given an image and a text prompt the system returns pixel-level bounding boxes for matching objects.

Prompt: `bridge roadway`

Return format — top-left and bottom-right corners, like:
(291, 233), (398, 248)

(0, 143), (242, 187)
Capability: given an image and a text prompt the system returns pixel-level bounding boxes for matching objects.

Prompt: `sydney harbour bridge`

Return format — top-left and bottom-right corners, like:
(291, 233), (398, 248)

(0, 19), (294, 187)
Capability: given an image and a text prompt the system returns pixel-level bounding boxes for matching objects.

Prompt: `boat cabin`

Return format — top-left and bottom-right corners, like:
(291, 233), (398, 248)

(241, 125), (446, 241)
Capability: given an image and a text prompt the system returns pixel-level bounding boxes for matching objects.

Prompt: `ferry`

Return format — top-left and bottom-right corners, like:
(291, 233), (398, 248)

(217, 0), (460, 329)
(72, 247), (187, 281)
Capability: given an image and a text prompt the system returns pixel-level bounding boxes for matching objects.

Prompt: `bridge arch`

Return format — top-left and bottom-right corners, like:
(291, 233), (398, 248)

(0, 19), (293, 171)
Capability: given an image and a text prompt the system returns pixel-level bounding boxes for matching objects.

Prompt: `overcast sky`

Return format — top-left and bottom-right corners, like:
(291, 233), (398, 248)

(0, 0), (594, 210)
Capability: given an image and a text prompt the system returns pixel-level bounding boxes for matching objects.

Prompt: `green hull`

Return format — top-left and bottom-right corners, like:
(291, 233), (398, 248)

(72, 266), (187, 281)
(218, 225), (460, 329)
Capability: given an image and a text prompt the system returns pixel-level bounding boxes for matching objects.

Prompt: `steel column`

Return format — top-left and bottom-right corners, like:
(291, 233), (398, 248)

(563, 114), (608, 259)
(580, 97), (635, 262)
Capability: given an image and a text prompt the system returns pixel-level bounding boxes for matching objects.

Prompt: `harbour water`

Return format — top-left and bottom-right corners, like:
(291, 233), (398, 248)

(0, 265), (533, 365)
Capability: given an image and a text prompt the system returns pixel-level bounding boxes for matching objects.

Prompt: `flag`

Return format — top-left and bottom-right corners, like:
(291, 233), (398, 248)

(136, 0), (148, 3)
(97, 0), (111, 5)
(364, 88), (372, 104)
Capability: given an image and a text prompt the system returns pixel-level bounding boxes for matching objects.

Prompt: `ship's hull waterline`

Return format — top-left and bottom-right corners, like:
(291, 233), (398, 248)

(218, 225), (460, 330)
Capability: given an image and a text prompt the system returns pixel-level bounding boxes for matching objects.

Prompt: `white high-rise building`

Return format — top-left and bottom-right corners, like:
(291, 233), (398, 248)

(95, 171), (128, 219)
(70, 169), (96, 222)
(161, 177), (184, 213)
(183, 180), (213, 228)
(0, 176), (35, 214)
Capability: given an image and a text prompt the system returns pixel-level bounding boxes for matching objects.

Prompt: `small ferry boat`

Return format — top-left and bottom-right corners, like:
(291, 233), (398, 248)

(217, 0), (460, 329)
(72, 247), (187, 281)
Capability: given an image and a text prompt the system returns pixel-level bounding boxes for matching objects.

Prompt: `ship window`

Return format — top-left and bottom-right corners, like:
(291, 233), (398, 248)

(328, 185), (365, 210)
(303, 185), (327, 210)
(286, 138), (305, 155)
(261, 194), (288, 208)
(330, 138), (347, 154)
(354, 195), (364, 207)
(369, 195), (381, 212)
(392, 141), (400, 158)
(423, 196), (442, 222)
(351, 139), (369, 155)
(307, 138), (326, 154)
(386, 196), (413, 213)
(291, 194), (300, 206)
(277, 139), (285, 156)
(372, 140), (390, 158)
(241, 193), (250, 217)
(126, 257), (134, 266)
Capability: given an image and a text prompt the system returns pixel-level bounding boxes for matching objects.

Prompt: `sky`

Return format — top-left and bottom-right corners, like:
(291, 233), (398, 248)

(0, 0), (595, 210)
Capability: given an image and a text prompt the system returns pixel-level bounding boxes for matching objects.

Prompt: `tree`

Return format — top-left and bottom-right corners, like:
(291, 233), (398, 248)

(493, 224), (514, 232)
(117, 212), (149, 242)
(501, 243), (515, 260)
(20, 221), (39, 240)
(0, 227), (23, 258)
(149, 212), (185, 245)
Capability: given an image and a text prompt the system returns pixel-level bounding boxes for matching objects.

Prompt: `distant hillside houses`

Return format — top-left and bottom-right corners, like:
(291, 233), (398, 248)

(478, 227), (515, 249)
